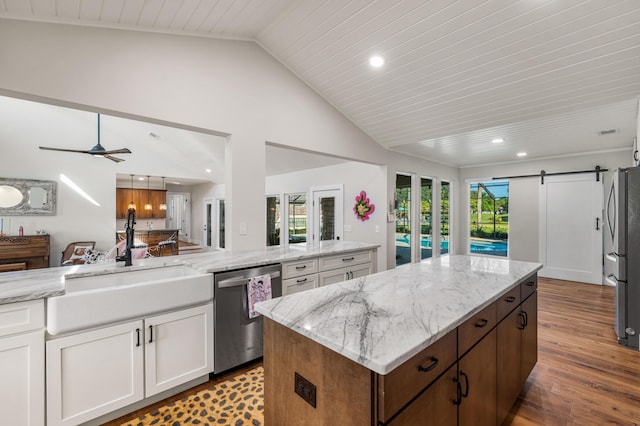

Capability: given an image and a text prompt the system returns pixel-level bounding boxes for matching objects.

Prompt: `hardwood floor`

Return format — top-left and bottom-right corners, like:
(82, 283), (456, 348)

(505, 277), (640, 425)
(103, 277), (640, 425)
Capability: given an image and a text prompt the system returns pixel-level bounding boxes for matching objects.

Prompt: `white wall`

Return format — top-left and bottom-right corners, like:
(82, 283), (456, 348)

(0, 19), (458, 265)
(266, 162), (387, 269)
(458, 150), (630, 262)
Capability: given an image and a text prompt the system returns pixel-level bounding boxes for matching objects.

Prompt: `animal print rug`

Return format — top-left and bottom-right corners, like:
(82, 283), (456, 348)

(121, 366), (264, 426)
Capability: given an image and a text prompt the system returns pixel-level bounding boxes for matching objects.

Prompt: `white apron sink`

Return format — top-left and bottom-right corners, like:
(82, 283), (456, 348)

(47, 266), (213, 336)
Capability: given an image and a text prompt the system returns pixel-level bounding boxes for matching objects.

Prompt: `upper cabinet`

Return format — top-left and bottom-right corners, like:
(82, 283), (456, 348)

(116, 188), (167, 219)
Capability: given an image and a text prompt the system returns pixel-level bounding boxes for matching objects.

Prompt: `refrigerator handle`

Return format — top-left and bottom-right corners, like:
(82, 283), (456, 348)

(607, 182), (616, 240)
(595, 217), (600, 231)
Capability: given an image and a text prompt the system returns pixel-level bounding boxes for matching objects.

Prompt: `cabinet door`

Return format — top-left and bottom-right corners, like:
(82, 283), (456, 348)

(458, 329), (497, 426)
(115, 188), (132, 219)
(388, 363), (457, 426)
(0, 330), (44, 426)
(152, 190), (167, 218)
(318, 263), (372, 287)
(496, 307), (522, 424)
(145, 304), (214, 397)
(46, 321), (144, 426)
(520, 292), (538, 386)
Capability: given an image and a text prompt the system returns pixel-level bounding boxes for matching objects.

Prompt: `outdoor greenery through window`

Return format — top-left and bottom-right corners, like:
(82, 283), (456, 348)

(469, 181), (509, 256)
(287, 193), (307, 244)
(420, 178), (433, 260)
(266, 196), (280, 246)
(441, 181), (450, 255)
(395, 173), (412, 266)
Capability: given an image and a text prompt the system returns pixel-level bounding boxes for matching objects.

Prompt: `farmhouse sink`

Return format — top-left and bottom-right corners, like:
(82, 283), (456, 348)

(47, 265), (213, 335)
(64, 264), (205, 292)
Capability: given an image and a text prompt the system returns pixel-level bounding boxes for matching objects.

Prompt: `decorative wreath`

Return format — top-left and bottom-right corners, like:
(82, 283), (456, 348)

(354, 190), (375, 221)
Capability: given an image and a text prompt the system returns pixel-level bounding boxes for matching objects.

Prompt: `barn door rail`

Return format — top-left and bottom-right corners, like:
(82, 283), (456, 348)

(492, 165), (607, 184)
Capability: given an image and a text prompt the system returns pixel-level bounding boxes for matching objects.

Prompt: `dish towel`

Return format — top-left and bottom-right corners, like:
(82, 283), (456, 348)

(247, 274), (272, 319)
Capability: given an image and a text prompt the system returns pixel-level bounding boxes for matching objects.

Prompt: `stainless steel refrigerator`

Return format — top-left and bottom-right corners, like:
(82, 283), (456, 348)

(605, 167), (640, 349)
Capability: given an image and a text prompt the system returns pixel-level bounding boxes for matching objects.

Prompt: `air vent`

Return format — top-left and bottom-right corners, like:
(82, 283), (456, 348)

(598, 129), (618, 136)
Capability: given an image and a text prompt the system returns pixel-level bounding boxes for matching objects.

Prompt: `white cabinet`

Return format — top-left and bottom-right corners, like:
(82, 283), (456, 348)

(0, 299), (45, 426)
(46, 321), (144, 426)
(282, 258), (319, 296)
(47, 303), (213, 426)
(145, 304), (214, 397)
(318, 263), (374, 287)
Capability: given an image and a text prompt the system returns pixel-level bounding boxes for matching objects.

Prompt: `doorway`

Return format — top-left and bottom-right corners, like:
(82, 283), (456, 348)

(167, 192), (191, 243)
(539, 174), (603, 284)
(311, 186), (343, 243)
(203, 198), (213, 248)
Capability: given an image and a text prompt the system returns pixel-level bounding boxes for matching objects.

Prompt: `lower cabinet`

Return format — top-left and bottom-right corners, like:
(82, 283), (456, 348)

(318, 262), (373, 287)
(0, 330), (45, 425)
(46, 304), (213, 426)
(389, 363), (457, 425)
(0, 299), (45, 426)
(458, 329), (497, 426)
(496, 291), (538, 424)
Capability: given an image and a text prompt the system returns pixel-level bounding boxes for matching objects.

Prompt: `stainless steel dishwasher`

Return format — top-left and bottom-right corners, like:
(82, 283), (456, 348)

(213, 263), (281, 373)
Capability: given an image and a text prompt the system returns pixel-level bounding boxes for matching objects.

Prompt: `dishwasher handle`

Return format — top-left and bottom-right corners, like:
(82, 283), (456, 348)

(217, 270), (281, 288)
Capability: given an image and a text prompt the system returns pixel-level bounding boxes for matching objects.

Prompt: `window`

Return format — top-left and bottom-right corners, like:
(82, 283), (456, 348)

(420, 178), (433, 260)
(218, 199), (225, 249)
(395, 173), (412, 266)
(440, 181), (450, 255)
(287, 193), (307, 244)
(266, 196), (281, 246)
(469, 181), (508, 256)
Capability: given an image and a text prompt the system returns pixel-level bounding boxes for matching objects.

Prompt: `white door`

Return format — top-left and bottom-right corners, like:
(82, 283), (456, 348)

(145, 304), (214, 397)
(311, 187), (343, 243)
(539, 174), (603, 284)
(46, 321), (144, 426)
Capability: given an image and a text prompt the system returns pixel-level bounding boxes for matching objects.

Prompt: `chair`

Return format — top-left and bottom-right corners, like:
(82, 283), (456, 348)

(60, 241), (96, 266)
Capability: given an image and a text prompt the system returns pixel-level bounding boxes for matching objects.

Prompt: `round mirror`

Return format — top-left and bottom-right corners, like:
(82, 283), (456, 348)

(0, 185), (24, 208)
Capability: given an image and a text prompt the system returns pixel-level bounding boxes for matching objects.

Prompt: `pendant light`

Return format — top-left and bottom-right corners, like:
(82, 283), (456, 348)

(144, 175), (152, 211)
(159, 176), (167, 211)
(127, 174), (136, 211)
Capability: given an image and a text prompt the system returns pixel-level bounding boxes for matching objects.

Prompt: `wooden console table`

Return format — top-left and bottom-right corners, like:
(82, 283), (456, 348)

(0, 235), (50, 271)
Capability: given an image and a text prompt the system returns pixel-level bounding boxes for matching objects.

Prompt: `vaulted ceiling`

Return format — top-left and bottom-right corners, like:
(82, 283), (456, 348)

(1, 0), (639, 167)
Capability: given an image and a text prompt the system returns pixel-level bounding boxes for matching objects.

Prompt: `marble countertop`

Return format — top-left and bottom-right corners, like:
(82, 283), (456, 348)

(255, 255), (542, 375)
(0, 240), (378, 304)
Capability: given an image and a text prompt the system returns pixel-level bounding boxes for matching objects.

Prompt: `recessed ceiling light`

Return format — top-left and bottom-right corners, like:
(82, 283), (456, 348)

(205, 168), (212, 173)
(369, 55), (385, 68)
(517, 152), (527, 157)
(492, 138), (504, 144)
(148, 132), (159, 139)
(138, 177), (145, 181)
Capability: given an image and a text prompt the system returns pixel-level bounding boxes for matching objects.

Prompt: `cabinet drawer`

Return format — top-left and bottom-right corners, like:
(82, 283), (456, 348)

(0, 299), (44, 337)
(318, 263), (372, 287)
(319, 250), (372, 271)
(282, 258), (318, 279)
(283, 275), (318, 295)
(458, 302), (496, 357)
(521, 274), (537, 301)
(496, 286), (521, 321)
(377, 330), (457, 423)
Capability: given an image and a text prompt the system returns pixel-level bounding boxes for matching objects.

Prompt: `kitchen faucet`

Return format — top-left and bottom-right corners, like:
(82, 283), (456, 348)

(116, 207), (136, 267)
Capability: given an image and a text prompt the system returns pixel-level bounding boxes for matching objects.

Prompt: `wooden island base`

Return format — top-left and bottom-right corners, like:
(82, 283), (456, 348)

(263, 273), (538, 425)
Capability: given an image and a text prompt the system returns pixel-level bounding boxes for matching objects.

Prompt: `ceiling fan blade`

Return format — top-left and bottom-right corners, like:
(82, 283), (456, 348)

(39, 146), (90, 154)
(103, 148), (132, 155)
(104, 154), (125, 163)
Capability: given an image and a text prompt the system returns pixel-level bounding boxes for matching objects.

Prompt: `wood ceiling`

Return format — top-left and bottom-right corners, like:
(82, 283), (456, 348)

(1, 0), (638, 167)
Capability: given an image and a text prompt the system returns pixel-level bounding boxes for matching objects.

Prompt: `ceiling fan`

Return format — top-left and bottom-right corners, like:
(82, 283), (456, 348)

(39, 113), (132, 162)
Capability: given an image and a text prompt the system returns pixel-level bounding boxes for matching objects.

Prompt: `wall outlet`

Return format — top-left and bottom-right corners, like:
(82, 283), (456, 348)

(294, 372), (316, 408)
(239, 222), (247, 235)
(375, 225), (380, 233)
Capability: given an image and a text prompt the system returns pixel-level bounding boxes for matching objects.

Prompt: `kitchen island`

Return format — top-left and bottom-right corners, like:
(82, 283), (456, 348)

(256, 255), (542, 425)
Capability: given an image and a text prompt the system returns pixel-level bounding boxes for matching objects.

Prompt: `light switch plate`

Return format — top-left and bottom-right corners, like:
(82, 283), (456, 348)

(239, 222), (247, 235)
